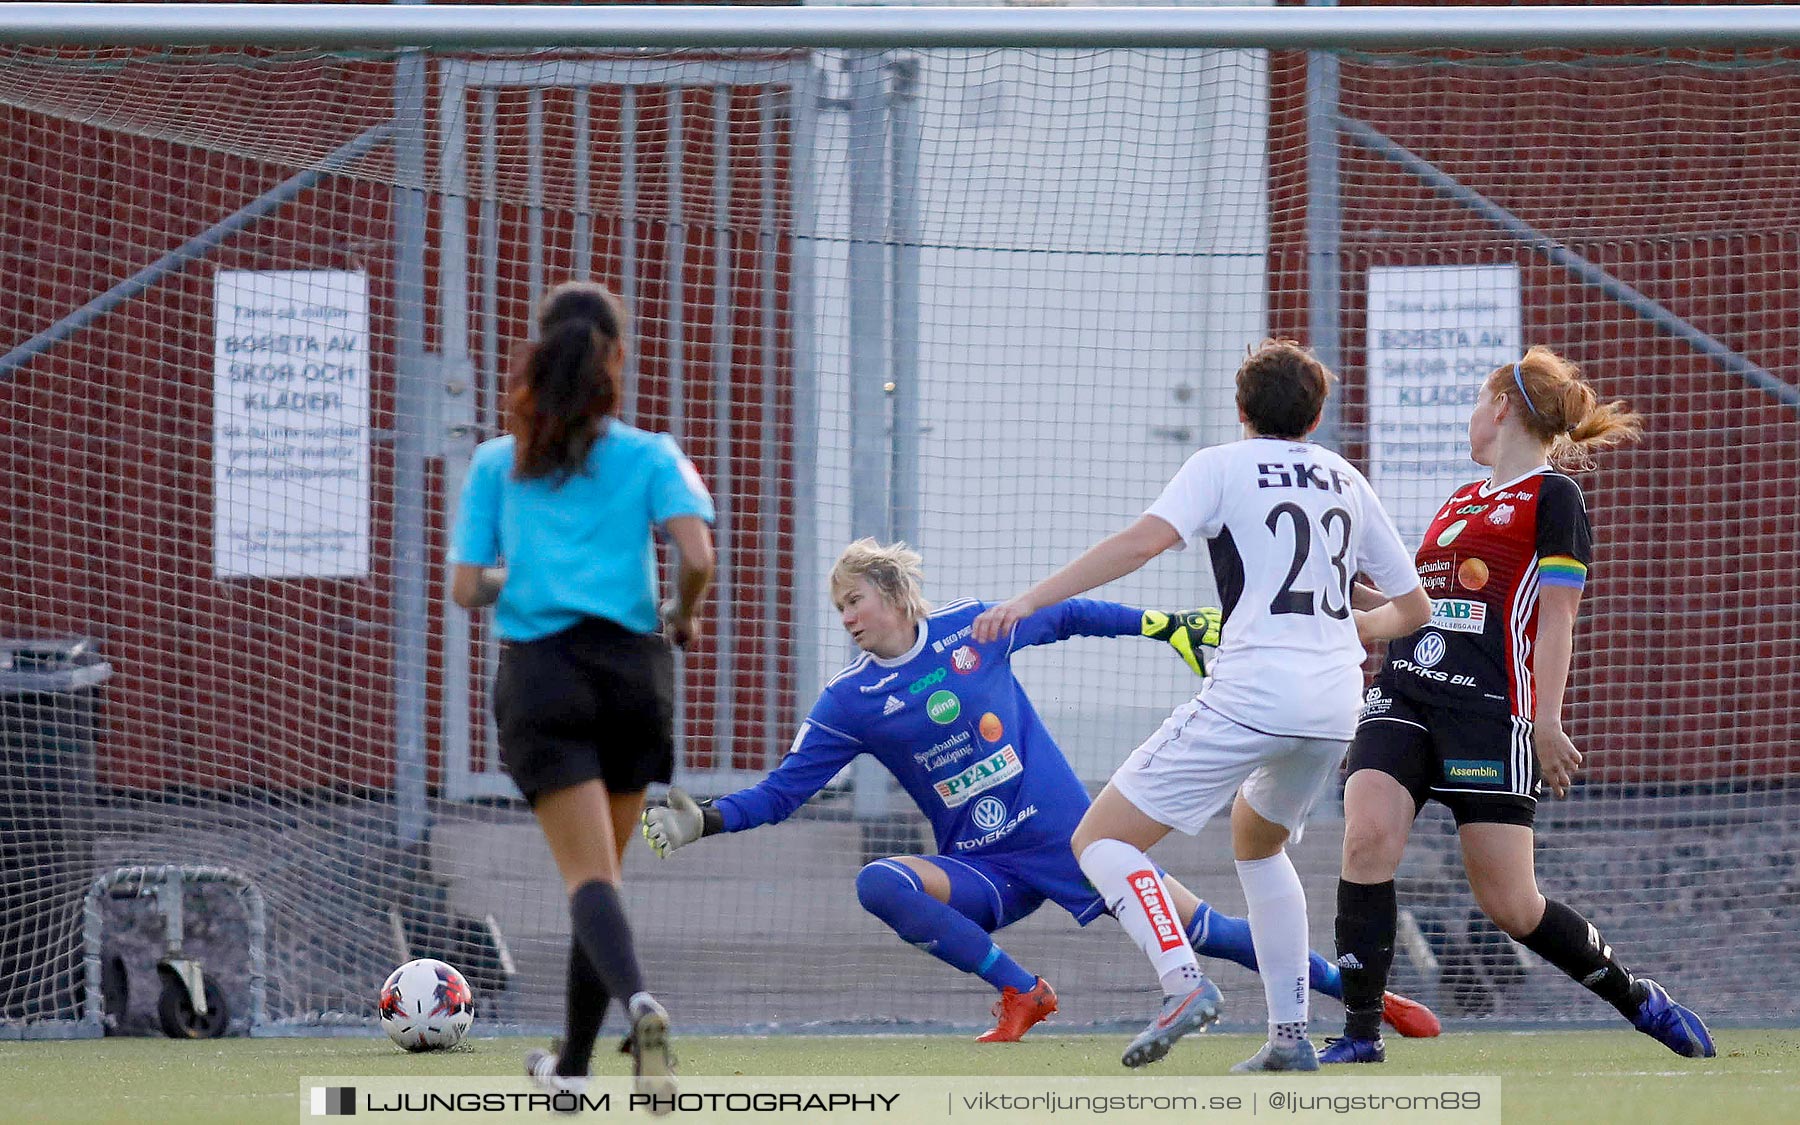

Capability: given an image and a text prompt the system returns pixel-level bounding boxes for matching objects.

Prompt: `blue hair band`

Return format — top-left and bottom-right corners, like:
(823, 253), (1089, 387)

(1511, 360), (1542, 419)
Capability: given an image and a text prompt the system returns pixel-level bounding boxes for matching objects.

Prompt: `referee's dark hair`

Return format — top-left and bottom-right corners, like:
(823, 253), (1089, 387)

(1235, 338), (1334, 440)
(509, 280), (628, 481)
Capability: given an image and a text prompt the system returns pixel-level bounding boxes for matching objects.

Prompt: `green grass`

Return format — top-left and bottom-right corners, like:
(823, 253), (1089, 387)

(0, 1030), (1795, 1124)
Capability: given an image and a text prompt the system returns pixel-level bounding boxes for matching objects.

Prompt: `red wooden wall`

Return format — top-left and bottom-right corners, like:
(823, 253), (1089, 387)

(1269, 16), (1800, 782)
(0, 49), (799, 792)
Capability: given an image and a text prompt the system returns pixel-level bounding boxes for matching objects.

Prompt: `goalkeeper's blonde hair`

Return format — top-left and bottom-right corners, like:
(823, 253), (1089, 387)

(830, 538), (931, 621)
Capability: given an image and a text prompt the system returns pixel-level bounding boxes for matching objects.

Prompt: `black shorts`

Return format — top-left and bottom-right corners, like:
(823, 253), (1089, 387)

(1345, 683), (1538, 828)
(493, 615), (675, 804)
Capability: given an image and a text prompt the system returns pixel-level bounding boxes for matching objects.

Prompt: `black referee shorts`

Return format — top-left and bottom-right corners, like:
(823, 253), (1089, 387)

(492, 615), (675, 805)
(1345, 683), (1539, 828)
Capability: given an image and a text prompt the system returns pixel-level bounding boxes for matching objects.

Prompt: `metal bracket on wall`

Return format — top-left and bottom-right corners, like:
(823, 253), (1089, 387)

(429, 351), (481, 458)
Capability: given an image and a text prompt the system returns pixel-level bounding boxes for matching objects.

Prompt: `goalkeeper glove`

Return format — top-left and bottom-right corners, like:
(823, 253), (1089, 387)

(641, 787), (723, 857)
(1141, 607), (1223, 677)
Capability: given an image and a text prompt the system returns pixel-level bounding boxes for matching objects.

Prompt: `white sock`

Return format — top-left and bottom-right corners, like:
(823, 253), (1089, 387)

(1236, 850), (1310, 1030)
(1079, 838), (1201, 993)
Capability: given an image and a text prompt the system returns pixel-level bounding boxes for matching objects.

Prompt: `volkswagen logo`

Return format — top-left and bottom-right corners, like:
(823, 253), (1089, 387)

(971, 796), (1007, 831)
(1414, 631), (1446, 668)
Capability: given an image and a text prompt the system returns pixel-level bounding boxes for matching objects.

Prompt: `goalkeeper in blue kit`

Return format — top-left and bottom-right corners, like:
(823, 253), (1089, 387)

(643, 540), (1439, 1041)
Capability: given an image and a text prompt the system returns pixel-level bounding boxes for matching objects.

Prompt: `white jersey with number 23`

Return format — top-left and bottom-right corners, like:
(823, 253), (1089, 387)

(1146, 436), (1421, 741)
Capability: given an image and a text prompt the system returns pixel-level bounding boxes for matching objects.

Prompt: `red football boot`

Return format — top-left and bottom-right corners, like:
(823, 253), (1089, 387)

(976, 977), (1059, 1043)
(1382, 990), (1442, 1038)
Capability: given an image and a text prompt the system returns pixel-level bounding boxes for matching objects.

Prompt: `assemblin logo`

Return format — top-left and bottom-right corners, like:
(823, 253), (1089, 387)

(1445, 760), (1502, 782)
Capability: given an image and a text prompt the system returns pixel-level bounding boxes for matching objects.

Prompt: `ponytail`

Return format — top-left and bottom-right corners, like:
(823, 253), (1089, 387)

(1489, 345), (1644, 471)
(507, 281), (625, 482)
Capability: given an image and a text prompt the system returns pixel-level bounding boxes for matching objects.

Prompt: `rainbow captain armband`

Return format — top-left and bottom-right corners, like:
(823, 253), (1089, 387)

(1538, 555), (1589, 590)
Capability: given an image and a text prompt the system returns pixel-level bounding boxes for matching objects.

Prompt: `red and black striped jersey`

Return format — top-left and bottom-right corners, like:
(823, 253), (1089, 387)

(1378, 467), (1592, 720)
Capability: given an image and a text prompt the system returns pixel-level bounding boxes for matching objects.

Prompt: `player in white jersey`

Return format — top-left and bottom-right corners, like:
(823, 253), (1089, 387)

(974, 340), (1431, 1072)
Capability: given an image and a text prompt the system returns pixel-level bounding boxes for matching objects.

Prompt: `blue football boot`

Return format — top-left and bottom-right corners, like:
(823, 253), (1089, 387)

(1318, 1035), (1387, 1064)
(1631, 978), (1715, 1058)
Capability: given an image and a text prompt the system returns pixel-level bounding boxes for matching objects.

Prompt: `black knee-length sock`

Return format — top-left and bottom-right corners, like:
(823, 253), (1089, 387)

(556, 941), (610, 1077)
(1518, 898), (1642, 1020)
(568, 880), (646, 1013)
(1335, 879), (1397, 1040)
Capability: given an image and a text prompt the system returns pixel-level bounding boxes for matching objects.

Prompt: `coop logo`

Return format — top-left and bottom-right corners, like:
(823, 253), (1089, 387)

(1445, 760), (1503, 783)
(1413, 631), (1447, 668)
(934, 746), (1021, 808)
(1430, 599), (1488, 635)
(926, 690), (962, 724)
(909, 667), (947, 694)
(1128, 870), (1184, 952)
(971, 796), (1008, 832)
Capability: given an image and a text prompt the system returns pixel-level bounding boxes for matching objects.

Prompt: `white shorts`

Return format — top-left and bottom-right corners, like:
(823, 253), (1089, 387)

(1109, 698), (1350, 841)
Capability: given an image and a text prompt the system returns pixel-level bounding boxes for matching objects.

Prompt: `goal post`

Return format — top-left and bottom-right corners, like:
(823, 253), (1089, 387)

(1, 4), (1796, 1038)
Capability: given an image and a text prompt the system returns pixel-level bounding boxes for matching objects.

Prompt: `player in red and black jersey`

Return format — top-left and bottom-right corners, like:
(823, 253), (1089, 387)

(1325, 346), (1715, 1064)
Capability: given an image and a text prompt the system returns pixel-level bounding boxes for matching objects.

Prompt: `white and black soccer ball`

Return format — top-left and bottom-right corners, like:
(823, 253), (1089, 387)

(378, 958), (475, 1051)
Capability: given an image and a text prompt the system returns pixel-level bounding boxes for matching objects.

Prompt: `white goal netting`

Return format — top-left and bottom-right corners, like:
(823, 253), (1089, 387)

(2, 30), (1795, 1037)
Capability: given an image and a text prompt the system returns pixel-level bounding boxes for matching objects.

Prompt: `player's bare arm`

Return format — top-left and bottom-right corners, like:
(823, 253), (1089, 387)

(1350, 580), (1391, 612)
(973, 515), (1182, 643)
(1532, 582), (1584, 798)
(449, 563), (507, 609)
(1353, 584), (1430, 645)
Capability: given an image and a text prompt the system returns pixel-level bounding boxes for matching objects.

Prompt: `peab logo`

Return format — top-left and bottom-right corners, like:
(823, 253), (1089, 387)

(934, 746), (1021, 808)
(1430, 598), (1488, 635)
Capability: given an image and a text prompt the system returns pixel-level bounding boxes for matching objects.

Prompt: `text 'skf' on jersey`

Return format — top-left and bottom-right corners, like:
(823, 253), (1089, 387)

(1146, 437), (1421, 741)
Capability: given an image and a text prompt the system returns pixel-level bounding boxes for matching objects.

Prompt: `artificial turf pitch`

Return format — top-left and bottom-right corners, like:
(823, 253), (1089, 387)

(1, 1029), (1794, 1124)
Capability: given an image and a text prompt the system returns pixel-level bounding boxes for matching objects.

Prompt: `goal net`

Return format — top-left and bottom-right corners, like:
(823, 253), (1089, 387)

(1, 14), (1795, 1037)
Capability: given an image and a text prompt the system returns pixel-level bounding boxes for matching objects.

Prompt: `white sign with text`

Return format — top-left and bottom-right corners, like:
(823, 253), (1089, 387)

(213, 269), (370, 578)
(1366, 264), (1521, 546)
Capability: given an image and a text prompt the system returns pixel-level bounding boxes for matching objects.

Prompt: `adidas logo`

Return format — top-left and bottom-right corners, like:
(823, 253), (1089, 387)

(1337, 953), (1364, 970)
(882, 695), (904, 716)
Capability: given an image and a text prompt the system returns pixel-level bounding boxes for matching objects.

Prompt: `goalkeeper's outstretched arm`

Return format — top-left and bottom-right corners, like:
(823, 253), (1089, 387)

(1005, 598), (1221, 677)
(972, 514), (1183, 644)
(642, 709), (862, 856)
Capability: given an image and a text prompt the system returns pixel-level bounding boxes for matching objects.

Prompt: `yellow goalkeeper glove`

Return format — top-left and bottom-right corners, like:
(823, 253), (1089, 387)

(1141, 607), (1223, 677)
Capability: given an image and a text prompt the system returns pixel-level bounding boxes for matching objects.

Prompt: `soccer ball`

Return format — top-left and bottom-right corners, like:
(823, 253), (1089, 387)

(378, 958), (475, 1051)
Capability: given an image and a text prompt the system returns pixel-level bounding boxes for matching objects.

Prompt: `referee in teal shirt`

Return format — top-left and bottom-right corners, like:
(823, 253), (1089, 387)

(449, 280), (714, 1106)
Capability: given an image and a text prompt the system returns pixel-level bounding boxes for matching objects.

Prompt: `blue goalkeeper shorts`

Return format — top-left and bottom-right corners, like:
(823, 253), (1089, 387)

(922, 846), (1109, 931)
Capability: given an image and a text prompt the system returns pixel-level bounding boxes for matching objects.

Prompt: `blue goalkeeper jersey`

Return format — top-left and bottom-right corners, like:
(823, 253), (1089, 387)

(714, 598), (1144, 857)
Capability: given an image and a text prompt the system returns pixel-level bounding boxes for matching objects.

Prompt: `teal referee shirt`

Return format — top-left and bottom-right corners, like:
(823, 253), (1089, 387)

(448, 422), (715, 642)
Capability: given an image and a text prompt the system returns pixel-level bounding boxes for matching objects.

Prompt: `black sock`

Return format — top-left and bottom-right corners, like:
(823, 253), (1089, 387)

(569, 880), (646, 1013)
(556, 941), (609, 1077)
(1335, 879), (1397, 1041)
(1517, 898), (1642, 1020)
